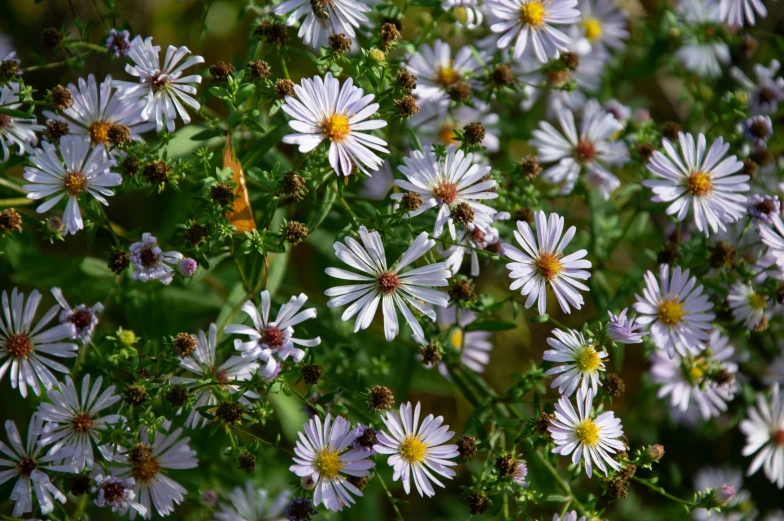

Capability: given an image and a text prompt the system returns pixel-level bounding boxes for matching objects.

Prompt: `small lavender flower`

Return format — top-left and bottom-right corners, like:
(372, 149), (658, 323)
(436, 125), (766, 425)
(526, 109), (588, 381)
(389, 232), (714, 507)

(284, 497), (318, 521)
(513, 461), (528, 487)
(742, 115), (773, 148)
(748, 194), (781, 225)
(351, 424), (377, 455)
(715, 483), (736, 505)
(607, 309), (647, 344)
(199, 490), (218, 507)
(177, 257), (198, 277)
(92, 475), (146, 517)
(129, 233), (183, 285)
(105, 28), (131, 58)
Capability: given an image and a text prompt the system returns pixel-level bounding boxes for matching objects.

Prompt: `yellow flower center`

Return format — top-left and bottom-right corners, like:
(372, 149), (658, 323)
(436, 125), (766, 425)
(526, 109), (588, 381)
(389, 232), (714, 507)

(435, 61), (461, 87)
(131, 456), (161, 483)
(575, 418), (600, 446)
(89, 120), (112, 145)
(315, 448), (343, 479)
(321, 114), (351, 142)
(450, 329), (464, 351)
(658, 299), (685, 325)
(453, 6), (468, 24)
(575, 346), (601, 372)
(687, 171), (712, 197)
(519, 1), (546, 27)
(439, 123), (459, 145)
(748, 292), (767, 310)
(63, 171), (88, 196)
(688, 358), (707, 384)
(536, 252), (563, 281)
(583, 17), (603, 41)
(400, 436), (427, 463)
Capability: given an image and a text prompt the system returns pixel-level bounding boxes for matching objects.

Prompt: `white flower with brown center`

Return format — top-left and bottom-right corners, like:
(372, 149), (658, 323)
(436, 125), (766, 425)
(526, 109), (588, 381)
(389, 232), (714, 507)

(374, 401), (459, 497)
(404, 39), (486, 104)
(544, 328), (607, 397)
(22, 135), (119, 236)
(0, 83), (43, 163)
(274, 0), (373, 49)
(50, 287), (102, 345)
(740, 384), (784, 489)
(128, 233), (183, 285)
(281, 72), (389, 178)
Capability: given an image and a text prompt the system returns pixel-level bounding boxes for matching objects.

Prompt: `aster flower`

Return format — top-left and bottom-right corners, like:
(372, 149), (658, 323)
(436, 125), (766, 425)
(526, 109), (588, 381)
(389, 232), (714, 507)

(0, 288), (78, 398)
(0, 415), (76, 517)
(553, 512), (586, 521)
(544, 328), (607, 397)
(0, 83), (43, 162)
(675, 0), (730, 79)
(50, 287), (102, 345)
(391, 145), (498, 240)
(128, 233), (184, 285)
(513, 461), (529, 486)
(731, 60), (784, 115)
(434, 306), (494, 376)
(170, 323), (259, 429)
(692, 467), (756, 521)
(374, 401), (459, 497)
(284, 497), (317, 521)
(501, 211), (592, 315)
(443, 0), (484, 28)
(111, 421), (198, 518)
(212, 482), (289, 521)
(486, 0), (580, 62)
(105, 28), (131, 58)
(573, 0), (629, 58)
(718, 0), (767, 27)
(740, 384), (784, 489)
(281, 73), (388, 178)
(748, 194), (780, 225)
(531, 100), (628, 200)
(764, 356), (784, 386)
(113, 35), (204, 132)
(92, 474), (147, 517)
(325, 226), (451, 342)
(274, 0), (372, 49)
(410, 101), (501, 153)
(289, 414), (375, 512)
(633, 264), (715, 358)
(761, 216), (784, 266)
(225, 291), (320, 378)
(439, 213), (508, 278)
(742, 115), (773, 149)
(607, 309), (647, 344)
(22, 135), (119, 236)
(404, 39), (485, 104)
(359, 161), (395, 200)
(728, 282), (770, 330)
(549, 387), (625, 477)
(644, 132), (748, 236)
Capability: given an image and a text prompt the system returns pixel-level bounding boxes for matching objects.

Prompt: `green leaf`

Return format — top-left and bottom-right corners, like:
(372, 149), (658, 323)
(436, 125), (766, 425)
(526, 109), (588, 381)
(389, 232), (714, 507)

(306, 185), (337, 232)
(529, 314), (549, 323)
(189, 127), (224, 141)
(465, 320), (516, 332)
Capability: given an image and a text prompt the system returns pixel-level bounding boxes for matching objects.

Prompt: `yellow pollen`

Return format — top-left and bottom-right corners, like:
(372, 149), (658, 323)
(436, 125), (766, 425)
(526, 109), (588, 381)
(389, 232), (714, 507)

(63, 171), (88, 196)
(575, 346), (601, 372)
(574, 419), (600, 446)
(453, 6), (469, 24)
(658, 299), (685, 325)
(520, 1), (546, 27)
(315, 448), (342, 479)
(583, 17), (603, 41)
(688, 359), (707, 383)
(321, 114), (351, 142)
(400, 436), (427, 463)
(89, 121), (112, 145)
(450, 329), (464, 351)
(438, 124), (459, 146)
(687, 171), (712, 196)
(536, 252), (563, 281)
(131, 456), (161, 483)
(748, 292), (767, 310)
(435, 61), (461, 87)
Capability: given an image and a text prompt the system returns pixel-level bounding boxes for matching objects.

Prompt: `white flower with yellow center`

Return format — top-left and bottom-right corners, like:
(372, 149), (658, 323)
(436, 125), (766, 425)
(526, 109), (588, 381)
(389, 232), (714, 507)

(544, 328), (607, 397)
(289, 414), (375, 512)
(740, 384), (784, 489)
(433, 306), (493, 376)
(728, 282), (770, 330)
(404, 39), (485, 104)
(281, 72), (389, 178)
(549, 387), (625, 477)
(274, 0), (373, 49)
(501, 211), (592, 315)
(486, 0), (581, 62)
(633, 264), (715, 358)
(374, 402), (459, 497)
(442, 0), (484, 29)
(574, 0), (629, 58)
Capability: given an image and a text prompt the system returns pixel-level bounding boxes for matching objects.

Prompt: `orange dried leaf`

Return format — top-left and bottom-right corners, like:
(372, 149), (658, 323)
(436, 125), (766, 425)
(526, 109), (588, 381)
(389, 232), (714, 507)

(223, 135), (256, 233)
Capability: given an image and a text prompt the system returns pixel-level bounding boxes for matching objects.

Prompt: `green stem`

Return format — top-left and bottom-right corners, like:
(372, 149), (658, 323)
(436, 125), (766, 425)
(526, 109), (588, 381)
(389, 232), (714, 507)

(377, 473), (405, 521)
(232, 428), (295, 456)
(530, 449), (587, 515)
(631, 476), (694, 508)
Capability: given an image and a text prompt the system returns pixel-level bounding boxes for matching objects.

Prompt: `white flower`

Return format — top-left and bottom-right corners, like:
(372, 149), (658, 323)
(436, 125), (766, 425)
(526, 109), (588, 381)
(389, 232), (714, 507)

(374, 402), (459, 497)
(410, 101), (501, 152)
(764, 356), (784, 386)
(544, 328), (607, 397)
(274, 0), (372, 49)
(443, 0), (484, 28)
(650, 331), (738, 420)
(359, 161), (395, 200)
(692, 467), (756, 521)
(43, 74), (153, 155)
(0, 83), (42, 162)
(129, 232), (183, 285)
(531, 99), (628, 199)
(740, 384), (784, 489)
(111, 422), (198, 518)
(574, 0), (629, 58)
(501, 211), (592, 315)
(170, 323), (259, 429)
(289, 414), (375, 512)
(281, 72), (388, 178)
(325, 226), (451, 342)
(553, 512), (586, 521)
(549, 387), (625, 477)
(0, 288), (78, 398)
(392, 145), (498, 240)
(212, 482), (289, 521)
(633, 264), (715, 358)
(760, 215), (784, 269)
(0, 415), (76, 517)
(113, 35), (204, 132)
(434, 306), (493, 375)
(730, 60), (784, 115)
(513, 461), (529, 486)
(676, 0), (730, 78)
(50, 287), (102, 345)
(644, 132), (748, 236)
(486, 0), (580, 62)
(92, 474), (147, 517)
(439, 213), (508, 278)
(22, 135), (119, 236)
(607, 309), (647, 344)
(405, 39), (485, 104)
(718, 0), (767, 27)
(728, 282), (770, 330)
(225, 291), (320, 378)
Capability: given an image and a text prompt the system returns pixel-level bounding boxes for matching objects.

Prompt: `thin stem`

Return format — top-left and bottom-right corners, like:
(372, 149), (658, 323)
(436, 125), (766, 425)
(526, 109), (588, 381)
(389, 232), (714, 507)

(530, 449), (587, 515)
(232, 428), (295, 456)
(377, 473), (405, 521)
(631, 476), (694, 508)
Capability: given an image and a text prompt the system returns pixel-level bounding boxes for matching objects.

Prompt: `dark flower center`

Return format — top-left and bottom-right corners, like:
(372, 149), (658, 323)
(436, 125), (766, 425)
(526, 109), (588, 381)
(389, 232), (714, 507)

(151, 72), (170, 92)
(139, 247), (157, 268)
(774, 429), (784, 446)
(71, 412), (94, 433)
(131, 457), (161, 483)
(0, 114), (10, 128)
(575, 139), (596, 162)
(63, 171), (88, 196)
(215, 369), (230, 383)
(70, 309), (92, 330)
(471, 227), (485, 243)
(17, 457), (38, 477)
(433, 182), (459, 204)
(377, 272), (400, 294)
(262, 326), (284, 348)
(749, 120), (770, 138)
(102, 481), (125, 503)
(755, 200), (776, 215)
(758, 87), (776, 104)
(310, 0), (331, 18)
(5, 333), (32, 358)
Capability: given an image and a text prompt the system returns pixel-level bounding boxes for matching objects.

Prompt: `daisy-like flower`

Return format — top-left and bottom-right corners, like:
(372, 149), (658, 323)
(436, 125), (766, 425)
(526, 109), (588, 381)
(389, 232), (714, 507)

(0, 288), (77, 398)
(553, 512), (586, 521)
(225, 291), (320, 378)
(760, 215), (784, 267)
(439, 214), (508, 278)
(391, 145), (498, 240)
(544, 328), (607, 397)
(573, 0), (629, 58)
(650, 331), (738, 421)
(731, 60), (784, 115)
(113, 35), (204, 132)
(443, 0), (484, 28)
(37, 374), (124, 471)
(105, 28), (131, 58)
(513, 461), (529, 486)
(748, 194), (780, 225)
(50, 287), (102, 345)
(0, 83), (42, 162)
(692, 467), (756, 521)
(633, 264), (715, 358)
(274, 0), (372, 49)
(728, 283), (770, 330)
(289, 414), (375, 512)
(740, 383), (784, 489)
(531, 100), (628, 200)
(501, 211), (592, 315)
(0, 415), (76, 517)
(405, 39), (485, 104)
(169, 323), (259, 429)
(718, 0), (767, 27)
(411, 101), (501, 153)
(128, 233), (184, 285)
(434, 306), (493, 376)
(43, 75), (153, 156)
(22, 135), (119, 236)
(486, 0), (580, 62)
(764, 356), (784, 386)
(92, 474), (147, 517)
(607, 309), (647, 344)
(281, 73), (388, 178)
(675, 0), (730, 79)
(111, 421), (198, 518)
(325, 226), (451, 342)
(742, 115), (773, 149)
(644, 132), (748, 236)
(549, 387), (625, 477)
(212, 482), (289, 521)
(374, 402), (459, 497)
